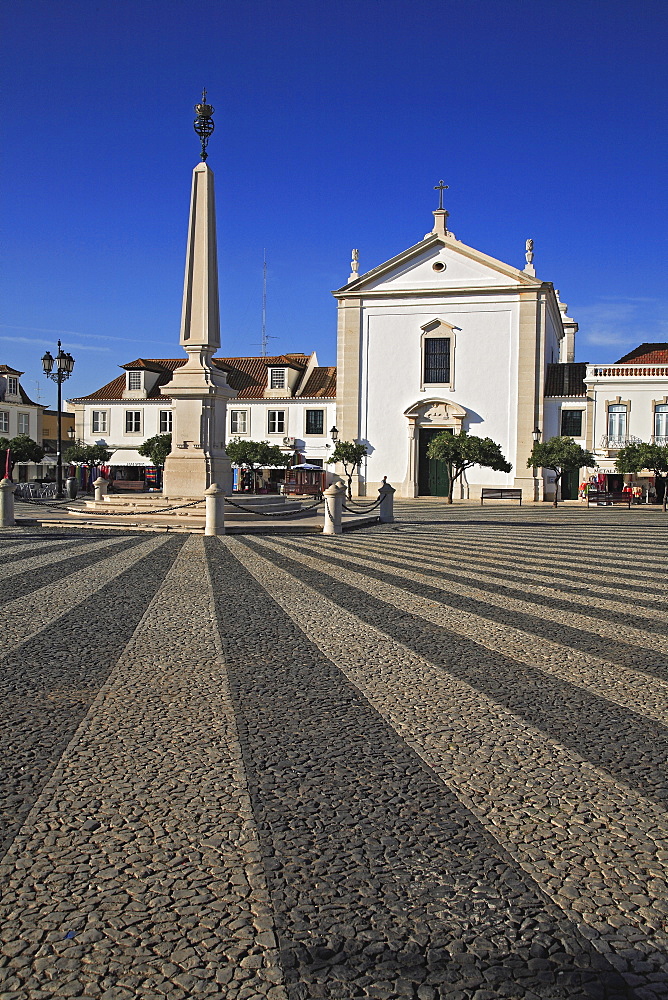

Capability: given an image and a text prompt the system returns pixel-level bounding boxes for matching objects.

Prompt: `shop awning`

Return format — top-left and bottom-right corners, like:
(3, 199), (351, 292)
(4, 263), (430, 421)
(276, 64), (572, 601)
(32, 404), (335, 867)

(107, 449), (154, 467)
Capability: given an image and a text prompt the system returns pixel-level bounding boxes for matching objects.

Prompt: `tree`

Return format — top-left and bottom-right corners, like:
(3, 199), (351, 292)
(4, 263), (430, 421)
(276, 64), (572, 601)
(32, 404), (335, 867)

(138, 433), (172, 470)
(63, 442), (112, 489)
(616, 442), (668, 511)
(225, 439), (290, 492)
(0, 434), (45, 479)
(527, 436), (595, 507)
(427, 431), (512, 504)
(327, 441), (368, 499)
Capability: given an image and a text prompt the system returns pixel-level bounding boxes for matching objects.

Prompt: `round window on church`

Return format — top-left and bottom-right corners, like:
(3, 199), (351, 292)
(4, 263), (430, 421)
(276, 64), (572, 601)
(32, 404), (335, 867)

(432, 261), (446, 272)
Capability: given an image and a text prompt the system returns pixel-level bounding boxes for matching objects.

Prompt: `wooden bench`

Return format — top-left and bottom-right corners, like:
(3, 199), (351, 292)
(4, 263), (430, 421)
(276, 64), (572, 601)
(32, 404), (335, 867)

(480, 488), (522, 505)
(587, 490), (632, 508)
(110, 481), (147, 493)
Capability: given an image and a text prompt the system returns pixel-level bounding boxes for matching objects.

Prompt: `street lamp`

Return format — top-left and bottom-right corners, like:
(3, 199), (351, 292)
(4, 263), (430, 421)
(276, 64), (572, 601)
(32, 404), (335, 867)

(330, 426), (339, 443)
(532, 426), (542, 443)
(42, 341), (75, 497)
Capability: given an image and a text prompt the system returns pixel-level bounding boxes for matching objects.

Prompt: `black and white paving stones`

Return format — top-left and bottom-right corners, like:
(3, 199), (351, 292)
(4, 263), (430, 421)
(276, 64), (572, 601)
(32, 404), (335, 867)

(1, 503), (666, 999)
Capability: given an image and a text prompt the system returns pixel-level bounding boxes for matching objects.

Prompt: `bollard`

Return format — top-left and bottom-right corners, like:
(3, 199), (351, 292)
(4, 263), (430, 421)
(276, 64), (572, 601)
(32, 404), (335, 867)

(0, 478), (16, 528)
(93, 477), (109, 503)
(323, 481), (346, 535)
(378, 480), (396, 523)
(204, 483), (225, 536)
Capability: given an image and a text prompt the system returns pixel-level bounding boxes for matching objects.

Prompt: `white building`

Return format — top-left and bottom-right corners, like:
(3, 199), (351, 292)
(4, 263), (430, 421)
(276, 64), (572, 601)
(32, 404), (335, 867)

(0, 365), (47, 481)
(333, 208), (572, 499)
(68, 352), (337, 486)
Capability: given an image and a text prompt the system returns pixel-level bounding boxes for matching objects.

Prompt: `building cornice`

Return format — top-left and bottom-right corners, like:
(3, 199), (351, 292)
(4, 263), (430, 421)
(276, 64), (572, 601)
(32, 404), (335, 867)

(332, 283), (551, 301)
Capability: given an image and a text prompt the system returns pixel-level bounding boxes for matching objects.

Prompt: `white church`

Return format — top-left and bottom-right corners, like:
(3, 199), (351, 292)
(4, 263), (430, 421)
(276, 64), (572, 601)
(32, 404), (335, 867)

(333, 198), (576, 500)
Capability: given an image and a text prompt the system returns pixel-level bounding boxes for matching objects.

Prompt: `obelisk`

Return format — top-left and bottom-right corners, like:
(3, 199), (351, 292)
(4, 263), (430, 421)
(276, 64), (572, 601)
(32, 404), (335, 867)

(162, 92), (234, 497)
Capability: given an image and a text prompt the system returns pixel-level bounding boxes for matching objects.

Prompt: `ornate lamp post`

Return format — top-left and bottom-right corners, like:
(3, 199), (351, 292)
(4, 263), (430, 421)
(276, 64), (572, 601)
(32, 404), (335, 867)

(42, 341), (75, 497)
(532, 426), (542, 443)
(330, 426), (339, 443)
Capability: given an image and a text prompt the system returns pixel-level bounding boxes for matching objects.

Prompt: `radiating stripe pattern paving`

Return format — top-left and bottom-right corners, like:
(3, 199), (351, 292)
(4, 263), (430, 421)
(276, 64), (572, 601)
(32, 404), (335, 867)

(0, 505), (666, 1000)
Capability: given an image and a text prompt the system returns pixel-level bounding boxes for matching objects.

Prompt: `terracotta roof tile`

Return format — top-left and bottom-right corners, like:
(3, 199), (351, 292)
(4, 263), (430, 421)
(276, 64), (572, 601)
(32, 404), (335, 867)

(69, 355), (331, 402)
(300, 366), (337, 398)
(544, 363), (588, 397)
(615, 343), (668, 364)
(0, 365), (23, 375)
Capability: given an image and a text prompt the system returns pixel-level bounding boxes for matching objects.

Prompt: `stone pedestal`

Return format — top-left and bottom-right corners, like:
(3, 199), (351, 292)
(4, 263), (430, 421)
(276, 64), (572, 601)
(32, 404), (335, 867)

(162, 351), (234, 497)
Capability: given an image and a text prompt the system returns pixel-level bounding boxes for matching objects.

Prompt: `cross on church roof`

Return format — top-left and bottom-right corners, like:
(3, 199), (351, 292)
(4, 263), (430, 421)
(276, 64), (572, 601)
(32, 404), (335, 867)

(434, 180), (449, 210)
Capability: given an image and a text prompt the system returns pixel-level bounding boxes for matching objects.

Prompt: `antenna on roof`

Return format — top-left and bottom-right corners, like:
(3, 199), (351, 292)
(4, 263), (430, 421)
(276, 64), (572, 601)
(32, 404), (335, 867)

(256, 249), (278, 357)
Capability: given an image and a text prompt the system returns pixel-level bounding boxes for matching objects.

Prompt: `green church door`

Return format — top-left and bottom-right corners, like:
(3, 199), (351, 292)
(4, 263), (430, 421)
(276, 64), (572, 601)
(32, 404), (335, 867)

(561, 468), (579, 500)
(418, 428), (450, 496)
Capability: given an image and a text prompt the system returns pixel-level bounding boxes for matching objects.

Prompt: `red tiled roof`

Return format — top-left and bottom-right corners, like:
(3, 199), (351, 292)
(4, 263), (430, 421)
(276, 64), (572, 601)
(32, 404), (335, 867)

(120, 358), (178, 372)
(0, 365), (23, 375)
(300, 367), (337, 398)
(615, 343), (668, 364)
(69, 355), (334, 402)
(544, 363), (588, 397)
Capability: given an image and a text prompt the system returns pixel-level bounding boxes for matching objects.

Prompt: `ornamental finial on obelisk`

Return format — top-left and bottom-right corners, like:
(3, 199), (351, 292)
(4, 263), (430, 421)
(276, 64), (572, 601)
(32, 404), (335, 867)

(194, 89), (215, 161)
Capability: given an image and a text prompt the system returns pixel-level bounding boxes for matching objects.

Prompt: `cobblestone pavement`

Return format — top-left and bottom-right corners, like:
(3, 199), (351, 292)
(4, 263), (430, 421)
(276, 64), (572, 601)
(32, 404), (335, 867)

(0, 503), (666, 1000)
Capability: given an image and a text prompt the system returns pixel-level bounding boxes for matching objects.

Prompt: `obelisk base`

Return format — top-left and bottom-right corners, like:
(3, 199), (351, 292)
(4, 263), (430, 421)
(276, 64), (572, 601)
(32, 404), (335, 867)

(163, 451), (232, 498)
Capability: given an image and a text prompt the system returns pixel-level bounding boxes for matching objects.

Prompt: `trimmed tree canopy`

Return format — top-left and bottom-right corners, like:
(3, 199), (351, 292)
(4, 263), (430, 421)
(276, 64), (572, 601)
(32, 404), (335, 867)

(0, 434), (45, 478)
(327, 441), (368, 498)
(616, 441), (668, 510)
(427, 431), (512, 503)
(63, 442), (112, 468)
(225, 439), (290, 492)
(138, 433), (172, 469)
(527, 436), (595, 506)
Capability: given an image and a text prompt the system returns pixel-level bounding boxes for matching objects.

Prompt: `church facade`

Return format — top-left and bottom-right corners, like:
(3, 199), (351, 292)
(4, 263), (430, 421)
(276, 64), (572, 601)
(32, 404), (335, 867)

(333, 206), (577, 500)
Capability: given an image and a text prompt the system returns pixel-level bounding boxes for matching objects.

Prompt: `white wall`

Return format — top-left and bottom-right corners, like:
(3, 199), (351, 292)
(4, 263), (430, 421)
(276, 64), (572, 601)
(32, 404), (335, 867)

(227, 399), (337, 463)
(589, 378), (668, 450)
(78, 401), (172, 447)
(359, 295), (521, 489)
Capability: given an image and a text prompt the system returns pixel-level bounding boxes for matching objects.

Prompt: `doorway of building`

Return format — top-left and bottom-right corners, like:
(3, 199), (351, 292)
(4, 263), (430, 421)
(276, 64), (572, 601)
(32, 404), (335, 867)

(561, 468), (579, 500)
(418, 428), (451, 496)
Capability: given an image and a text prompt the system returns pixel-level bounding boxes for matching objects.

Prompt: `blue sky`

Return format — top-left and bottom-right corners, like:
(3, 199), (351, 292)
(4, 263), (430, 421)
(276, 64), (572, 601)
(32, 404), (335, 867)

(2, 0), (667, 408)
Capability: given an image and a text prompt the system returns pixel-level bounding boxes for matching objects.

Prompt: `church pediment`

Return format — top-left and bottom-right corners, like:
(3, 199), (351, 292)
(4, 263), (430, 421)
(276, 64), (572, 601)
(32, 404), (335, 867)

(404, 398), (467, 425)
(333, 234), (540, 297)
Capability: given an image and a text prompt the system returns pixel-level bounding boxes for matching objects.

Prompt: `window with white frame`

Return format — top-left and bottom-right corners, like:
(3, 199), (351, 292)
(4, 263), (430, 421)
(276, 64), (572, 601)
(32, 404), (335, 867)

(7, 376), (18, 395)
(269, 368), (286, 390)
(92, 410), (108, 433)
(305, 409), (324, 435)
(230, 410), (248, 434)
(0, 411), (8, 434)
(607, 404), (627, 444)
(268, 410), (285, 434)
(655, 404), (668, 442)
(159, 410), (173, 433)
(18, 413), (29, 435)
(420, 319), (456, 388)
(125, 410), (142, 433)
(127, 371), (142, 390)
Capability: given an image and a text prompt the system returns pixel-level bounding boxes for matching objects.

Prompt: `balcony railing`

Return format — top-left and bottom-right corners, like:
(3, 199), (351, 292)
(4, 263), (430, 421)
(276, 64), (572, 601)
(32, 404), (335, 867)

(653, 435), (668, 446)
(599, 434), (642, 450)
(587, 364), (668, 379)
